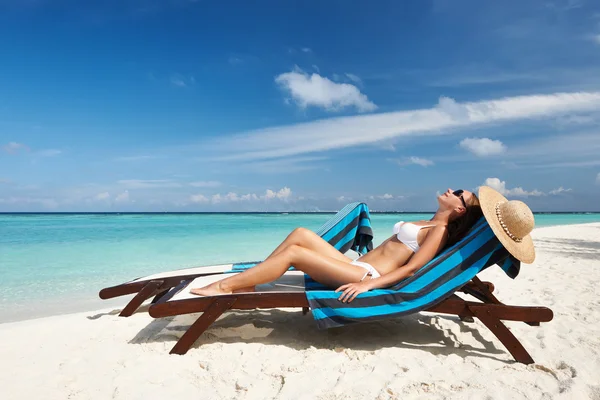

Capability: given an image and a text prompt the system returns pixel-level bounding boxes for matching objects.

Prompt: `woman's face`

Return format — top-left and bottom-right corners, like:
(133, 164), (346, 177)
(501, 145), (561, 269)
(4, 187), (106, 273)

(438, 188), (474, 211)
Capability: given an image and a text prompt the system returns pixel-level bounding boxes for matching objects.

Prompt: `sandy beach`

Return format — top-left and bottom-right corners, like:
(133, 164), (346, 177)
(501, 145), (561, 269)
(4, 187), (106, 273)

(1, 222), (599, 400)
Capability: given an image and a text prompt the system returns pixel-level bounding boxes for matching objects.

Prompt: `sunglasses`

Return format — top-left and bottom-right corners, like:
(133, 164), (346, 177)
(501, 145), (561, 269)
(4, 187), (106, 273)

(452, 189), (467, 208)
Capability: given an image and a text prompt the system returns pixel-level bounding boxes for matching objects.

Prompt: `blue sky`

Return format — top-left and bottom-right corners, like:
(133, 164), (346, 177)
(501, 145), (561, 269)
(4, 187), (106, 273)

(1, 0), (600, 212)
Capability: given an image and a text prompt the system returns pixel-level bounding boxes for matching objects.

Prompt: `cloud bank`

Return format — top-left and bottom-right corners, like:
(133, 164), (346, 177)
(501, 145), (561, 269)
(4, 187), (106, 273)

(482, 178), (571, 198)
(205, 91), (600, 162)
(189, 187), (292, 204)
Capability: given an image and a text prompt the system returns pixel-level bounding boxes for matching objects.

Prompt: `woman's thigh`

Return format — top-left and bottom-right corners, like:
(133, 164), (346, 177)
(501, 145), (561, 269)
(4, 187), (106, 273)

(295, 228), (353, 263)
(290, 245), (367, 288)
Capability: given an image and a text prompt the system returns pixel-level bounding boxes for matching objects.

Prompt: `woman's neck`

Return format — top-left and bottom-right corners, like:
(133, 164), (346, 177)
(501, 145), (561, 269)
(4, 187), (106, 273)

(429, 209), (453, 225)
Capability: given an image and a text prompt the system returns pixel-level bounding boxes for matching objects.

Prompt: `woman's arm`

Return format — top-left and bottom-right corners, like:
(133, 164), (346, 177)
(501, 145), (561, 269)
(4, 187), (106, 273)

(368, 225), (448, 289)
(336, 225), (449, 302)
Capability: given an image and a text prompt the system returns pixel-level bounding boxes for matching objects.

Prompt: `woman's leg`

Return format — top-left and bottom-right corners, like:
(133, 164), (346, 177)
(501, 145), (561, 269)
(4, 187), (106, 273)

(190, 244), (366, 296)
(264, 227), (352, 263)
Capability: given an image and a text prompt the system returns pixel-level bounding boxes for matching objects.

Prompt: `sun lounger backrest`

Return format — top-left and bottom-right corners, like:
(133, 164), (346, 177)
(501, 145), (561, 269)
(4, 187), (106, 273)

(305, 218), (519, 329)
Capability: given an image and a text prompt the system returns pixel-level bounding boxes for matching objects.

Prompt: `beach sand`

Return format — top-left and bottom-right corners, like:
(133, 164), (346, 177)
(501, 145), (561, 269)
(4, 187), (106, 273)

(1, 223), (599, 400)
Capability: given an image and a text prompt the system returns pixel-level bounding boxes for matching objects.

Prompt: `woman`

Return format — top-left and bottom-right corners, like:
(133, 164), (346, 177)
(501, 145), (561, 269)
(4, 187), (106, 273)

(191, 188), (483, 302)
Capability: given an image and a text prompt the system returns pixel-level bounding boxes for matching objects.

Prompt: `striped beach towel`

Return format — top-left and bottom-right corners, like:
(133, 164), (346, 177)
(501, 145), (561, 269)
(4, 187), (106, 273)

(231, 202), (373, 272)
(314, 201), (373, 256)
(305, 218), (521, 329)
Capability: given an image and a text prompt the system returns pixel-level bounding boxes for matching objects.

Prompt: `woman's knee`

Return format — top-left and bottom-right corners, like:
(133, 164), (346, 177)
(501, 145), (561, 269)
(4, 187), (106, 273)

(284, 243), (305, 261)
(290, 227), (312, 243)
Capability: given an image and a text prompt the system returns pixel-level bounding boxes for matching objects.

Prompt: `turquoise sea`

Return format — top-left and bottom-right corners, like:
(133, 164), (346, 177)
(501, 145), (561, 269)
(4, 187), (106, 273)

(2, 212), (600, 323)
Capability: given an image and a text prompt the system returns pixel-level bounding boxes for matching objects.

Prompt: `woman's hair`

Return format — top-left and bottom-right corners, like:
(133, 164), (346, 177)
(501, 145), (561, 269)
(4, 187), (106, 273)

(446, 193), (483, 247)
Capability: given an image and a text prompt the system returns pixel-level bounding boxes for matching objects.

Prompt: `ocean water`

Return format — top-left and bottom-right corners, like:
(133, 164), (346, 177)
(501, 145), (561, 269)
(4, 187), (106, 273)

(2, 212), (600, 322)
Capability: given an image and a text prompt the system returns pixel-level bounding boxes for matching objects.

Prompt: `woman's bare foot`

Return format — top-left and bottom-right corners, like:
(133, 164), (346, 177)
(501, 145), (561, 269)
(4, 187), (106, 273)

(190, 282), (256, 296)
(190, 281), (230, 296)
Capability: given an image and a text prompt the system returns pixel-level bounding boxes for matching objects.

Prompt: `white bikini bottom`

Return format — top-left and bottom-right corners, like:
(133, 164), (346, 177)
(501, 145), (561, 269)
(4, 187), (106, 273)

(351, 260), (381, 281)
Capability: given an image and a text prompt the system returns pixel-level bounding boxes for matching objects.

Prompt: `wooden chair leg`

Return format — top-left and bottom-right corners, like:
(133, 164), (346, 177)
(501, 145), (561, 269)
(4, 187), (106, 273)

(151, 289), (169, 304)
(468, 278), (541, 327)
(469, 305), (535, 364)
(119, 280), (163, 317)
(302, 307), (310, 315)
(170, 297), (237, 355)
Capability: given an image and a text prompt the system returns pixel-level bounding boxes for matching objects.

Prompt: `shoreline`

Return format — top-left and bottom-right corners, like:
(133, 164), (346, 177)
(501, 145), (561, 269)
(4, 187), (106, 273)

(2, 221), (599, 325)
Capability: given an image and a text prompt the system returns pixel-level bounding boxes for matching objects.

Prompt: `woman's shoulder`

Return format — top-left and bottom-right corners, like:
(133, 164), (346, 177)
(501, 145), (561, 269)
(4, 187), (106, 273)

(417, 220), (447, 229)
(424, 223), (449, 239)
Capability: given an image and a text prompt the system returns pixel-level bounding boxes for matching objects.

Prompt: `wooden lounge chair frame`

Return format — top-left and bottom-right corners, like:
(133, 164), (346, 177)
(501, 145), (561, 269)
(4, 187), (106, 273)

(148, 276), (553, 364)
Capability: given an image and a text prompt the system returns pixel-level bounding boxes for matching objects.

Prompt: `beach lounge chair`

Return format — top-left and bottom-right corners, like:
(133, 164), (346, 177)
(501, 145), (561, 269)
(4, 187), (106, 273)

(99, 202), (374, 316)
(148, 218), (553, 364)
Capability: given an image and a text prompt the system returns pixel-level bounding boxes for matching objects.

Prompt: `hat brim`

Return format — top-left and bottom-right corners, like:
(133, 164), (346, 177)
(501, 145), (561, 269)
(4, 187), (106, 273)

(478, 186), (536, 264)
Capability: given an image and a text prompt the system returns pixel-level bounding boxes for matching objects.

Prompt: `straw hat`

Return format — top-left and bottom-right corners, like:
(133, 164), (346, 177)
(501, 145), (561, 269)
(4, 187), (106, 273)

(478, 186), (536, 263)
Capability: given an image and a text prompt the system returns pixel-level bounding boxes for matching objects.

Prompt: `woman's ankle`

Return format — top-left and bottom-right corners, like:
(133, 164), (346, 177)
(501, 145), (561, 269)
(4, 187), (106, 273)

(218, 280), (233, 293)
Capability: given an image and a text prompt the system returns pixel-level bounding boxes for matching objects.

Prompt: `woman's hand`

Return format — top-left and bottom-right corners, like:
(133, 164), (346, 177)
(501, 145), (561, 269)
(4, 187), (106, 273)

(335, 281), (373, 303)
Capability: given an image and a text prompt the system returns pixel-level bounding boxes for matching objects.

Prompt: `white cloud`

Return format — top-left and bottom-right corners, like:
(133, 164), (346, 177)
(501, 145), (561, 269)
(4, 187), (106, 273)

(2, 142), (29, 154)
(171, 76), (186, 87)
(265, 187), (292, 200)
(507, 132), (600, 164)
(0, 178), (11, 184)
(591, 34), (600, 44)
(204, 91), (600, 162)
(189, 181), (221, 188)
(409, 157), (434, 167)
(483, 178), (544, 197)
(170, 73), (194, 88)
(377, 142), (396, 152)
(392, 156), (435, 167)
(429, 71), (540, 88)
(549, 187), (572, 195)
(480, 132), (600, 171)
(37, 149), (62, 157)
(190, 187), (292, 204)
(224, 192), (239, 202)
(301, 47), (312, 53)
(115, 191), (130, 203)
(240, 193), (259, 201)
(596, 172), (600, 184)
(508, 187), (544, 197)
(459, 137), (507, 157)
(337, 196), (347, 202)
(210, 193), (242, 204)
(233, 156), (327, 174)
(189, 194), (209, 203)
(345, 73), (362, 84)
(118, 179), (182, 189)
(368, 194), (402, 200)
(94, 192), (110, 201)
(228, 56), (243, 65)
(275, 67), (377, 112)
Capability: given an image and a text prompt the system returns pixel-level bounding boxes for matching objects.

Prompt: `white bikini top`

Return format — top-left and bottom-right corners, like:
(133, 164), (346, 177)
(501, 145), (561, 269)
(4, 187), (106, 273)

(393, 221), (437, 253)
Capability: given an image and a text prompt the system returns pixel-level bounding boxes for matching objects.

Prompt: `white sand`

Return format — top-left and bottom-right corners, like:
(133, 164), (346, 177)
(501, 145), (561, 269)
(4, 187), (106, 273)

(1, 223), (599, 400)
